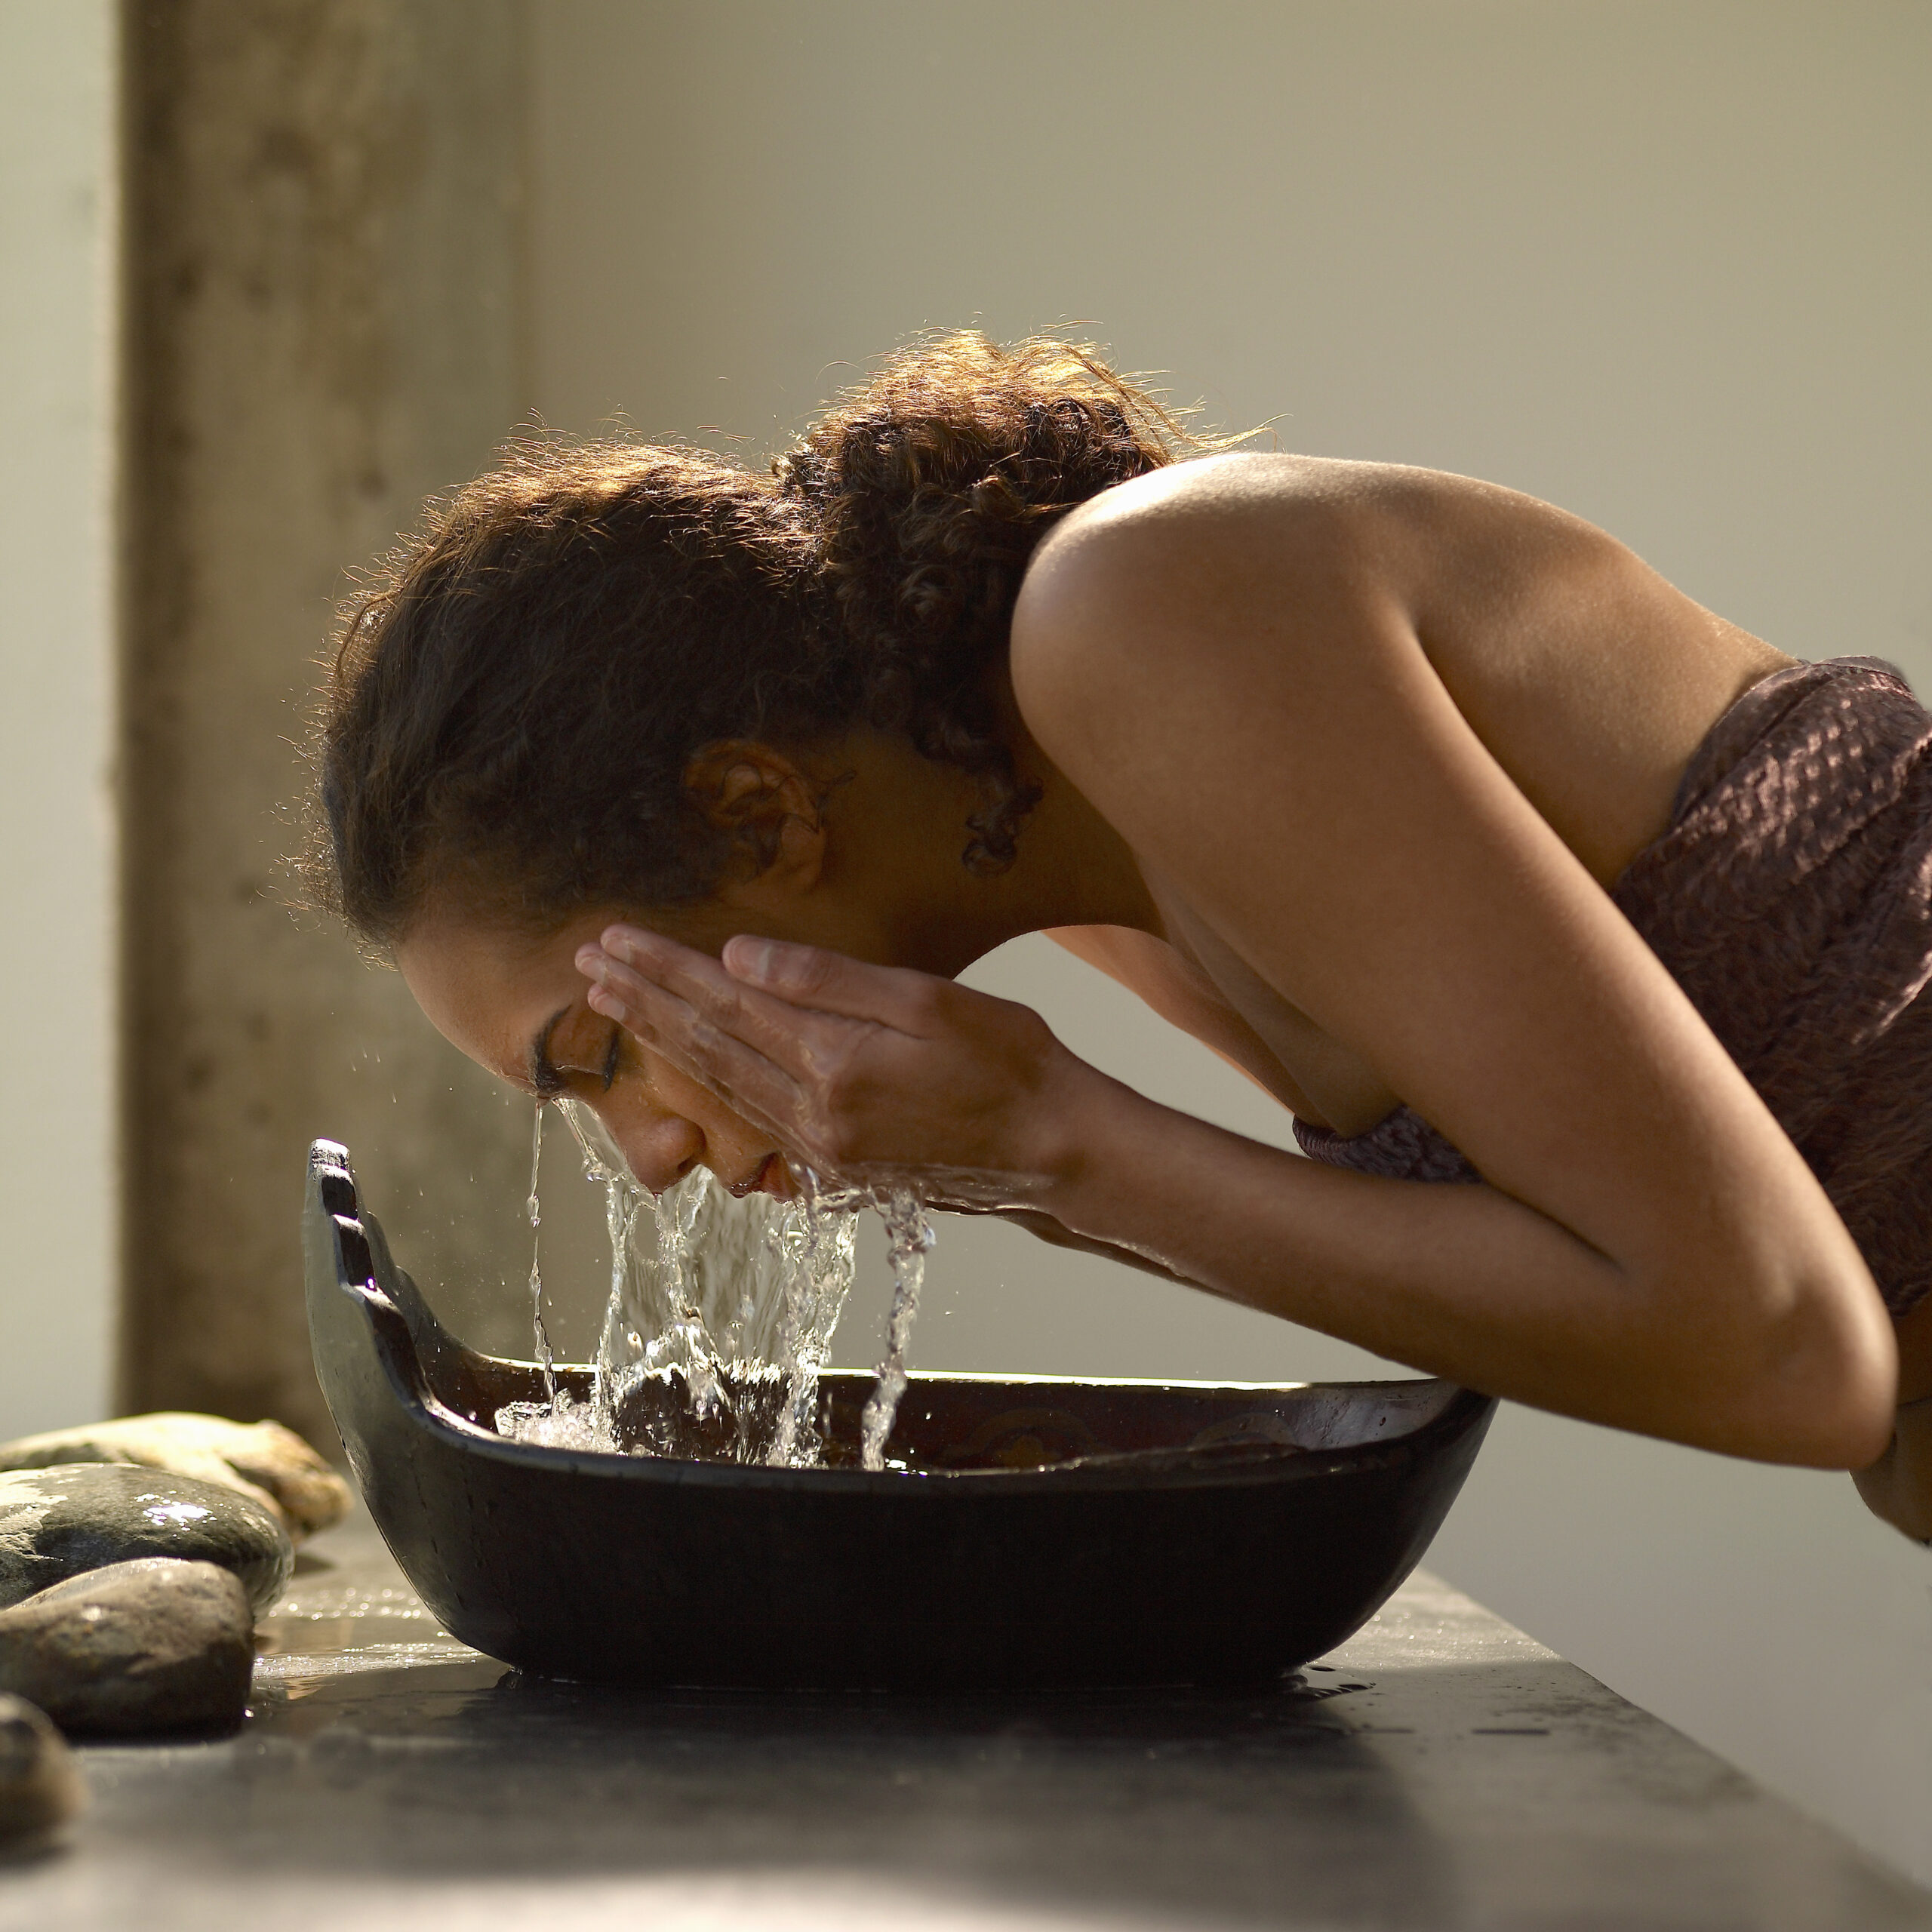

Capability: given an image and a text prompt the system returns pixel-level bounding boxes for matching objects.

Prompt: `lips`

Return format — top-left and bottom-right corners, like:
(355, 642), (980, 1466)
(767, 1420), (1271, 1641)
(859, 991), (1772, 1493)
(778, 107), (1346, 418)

(728, 1153), (777, 1198)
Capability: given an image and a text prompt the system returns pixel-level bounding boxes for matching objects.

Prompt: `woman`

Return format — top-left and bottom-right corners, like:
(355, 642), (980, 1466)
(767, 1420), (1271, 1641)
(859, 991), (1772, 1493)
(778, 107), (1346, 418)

(312, 334), (1932, 1532)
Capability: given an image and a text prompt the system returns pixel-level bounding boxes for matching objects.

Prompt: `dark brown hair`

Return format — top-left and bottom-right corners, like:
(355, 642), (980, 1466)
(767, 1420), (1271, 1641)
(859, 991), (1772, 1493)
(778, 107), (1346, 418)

(310, 332), (1195, 943)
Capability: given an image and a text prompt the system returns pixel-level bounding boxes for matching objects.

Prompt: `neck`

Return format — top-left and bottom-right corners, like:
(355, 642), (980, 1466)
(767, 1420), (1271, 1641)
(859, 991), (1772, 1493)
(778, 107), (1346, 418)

(817, 725), (1160, 979)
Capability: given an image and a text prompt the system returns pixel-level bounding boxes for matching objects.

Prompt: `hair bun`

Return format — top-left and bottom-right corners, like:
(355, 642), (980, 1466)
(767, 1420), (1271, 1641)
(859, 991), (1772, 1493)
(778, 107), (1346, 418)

(780, 333), (1195, 869)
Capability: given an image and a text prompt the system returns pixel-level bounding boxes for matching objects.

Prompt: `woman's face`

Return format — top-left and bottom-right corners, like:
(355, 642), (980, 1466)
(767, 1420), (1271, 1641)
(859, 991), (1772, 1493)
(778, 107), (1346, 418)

(395, 903), (796, 1199)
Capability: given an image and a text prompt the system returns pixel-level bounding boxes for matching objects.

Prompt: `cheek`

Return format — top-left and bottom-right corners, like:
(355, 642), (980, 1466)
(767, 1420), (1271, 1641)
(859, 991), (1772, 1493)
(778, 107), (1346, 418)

(629, 1045), (770, 1149)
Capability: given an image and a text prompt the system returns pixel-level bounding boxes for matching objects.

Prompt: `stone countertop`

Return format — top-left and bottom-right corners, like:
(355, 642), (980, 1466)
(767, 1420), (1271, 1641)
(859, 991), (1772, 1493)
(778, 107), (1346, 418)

(1, 1516), (1925, 1932)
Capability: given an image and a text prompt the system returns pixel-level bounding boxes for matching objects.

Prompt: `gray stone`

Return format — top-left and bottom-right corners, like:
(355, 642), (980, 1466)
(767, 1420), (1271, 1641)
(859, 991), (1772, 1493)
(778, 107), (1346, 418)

(0, 1558), (252, 1737)
(0, 1412), (352, 1543)
(0, 1694), (84, 1842)
(0, 1465), (292, 1613)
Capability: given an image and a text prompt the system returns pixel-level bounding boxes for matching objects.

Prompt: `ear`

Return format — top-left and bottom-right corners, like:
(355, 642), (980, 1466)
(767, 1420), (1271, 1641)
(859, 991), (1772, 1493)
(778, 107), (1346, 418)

(681, 740), (828, 904)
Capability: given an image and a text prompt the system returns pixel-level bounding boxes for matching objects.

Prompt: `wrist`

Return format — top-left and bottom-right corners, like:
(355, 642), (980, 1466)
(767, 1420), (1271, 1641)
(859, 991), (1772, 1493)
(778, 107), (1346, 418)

(1027, 1045), (1145, 1223)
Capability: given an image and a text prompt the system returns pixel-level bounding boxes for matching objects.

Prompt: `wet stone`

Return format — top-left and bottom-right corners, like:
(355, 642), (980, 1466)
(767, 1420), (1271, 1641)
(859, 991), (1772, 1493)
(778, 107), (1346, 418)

(0, 1412), (352, 1543)
(0, 1694), (84, 1842)
(0, 1465), (293, 1614)
(0, 1558), (253, 1737)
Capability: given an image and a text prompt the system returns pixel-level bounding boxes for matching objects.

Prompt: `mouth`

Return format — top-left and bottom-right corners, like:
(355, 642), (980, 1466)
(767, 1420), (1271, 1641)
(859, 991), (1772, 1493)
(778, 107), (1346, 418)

(728, 1152), (780, 1199)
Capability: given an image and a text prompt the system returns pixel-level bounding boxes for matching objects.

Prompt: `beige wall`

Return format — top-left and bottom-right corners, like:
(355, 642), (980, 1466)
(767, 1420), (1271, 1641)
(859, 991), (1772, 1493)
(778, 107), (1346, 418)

(0, 1), (118, 1437)
(14, 0), (1913, 1885)
(521, 0), (1932, 1884)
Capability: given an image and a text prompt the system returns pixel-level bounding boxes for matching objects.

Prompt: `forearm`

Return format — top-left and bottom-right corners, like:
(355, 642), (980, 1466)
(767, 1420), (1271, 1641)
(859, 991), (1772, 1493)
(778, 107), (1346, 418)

(1034, 1071), (1887, 1466)
(968, 1204), (1201, 1288)
(577, 926), (1890, 1466)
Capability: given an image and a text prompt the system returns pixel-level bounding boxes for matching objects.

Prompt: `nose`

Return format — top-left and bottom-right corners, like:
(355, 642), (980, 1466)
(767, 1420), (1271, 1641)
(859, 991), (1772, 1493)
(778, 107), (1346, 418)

(608, 1106), (706, 1195)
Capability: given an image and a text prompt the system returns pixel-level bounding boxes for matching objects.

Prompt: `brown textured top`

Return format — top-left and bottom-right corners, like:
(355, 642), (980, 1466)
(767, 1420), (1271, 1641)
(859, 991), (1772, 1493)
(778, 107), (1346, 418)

(1294, 657), (1932, 1318)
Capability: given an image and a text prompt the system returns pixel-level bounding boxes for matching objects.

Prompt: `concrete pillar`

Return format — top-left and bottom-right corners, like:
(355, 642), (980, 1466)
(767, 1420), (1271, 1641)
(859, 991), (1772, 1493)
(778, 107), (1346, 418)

(121, 0), (532, 1441)
(0, 2), (120, 1438)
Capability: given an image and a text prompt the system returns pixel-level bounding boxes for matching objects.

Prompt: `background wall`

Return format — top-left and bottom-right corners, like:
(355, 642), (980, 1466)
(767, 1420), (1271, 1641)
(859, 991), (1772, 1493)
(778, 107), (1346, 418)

(521, 0), (1932, 1884)
(5, 0), (1925, 1895)
(0, 1), (118, 1437)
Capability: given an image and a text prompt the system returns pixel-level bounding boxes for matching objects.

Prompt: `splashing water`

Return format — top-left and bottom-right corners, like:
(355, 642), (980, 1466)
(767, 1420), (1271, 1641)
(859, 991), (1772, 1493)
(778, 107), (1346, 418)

(860, 1189), (935, 1472)
(495, 1100), (909, 1467)
(525, 1103), (558, 1406)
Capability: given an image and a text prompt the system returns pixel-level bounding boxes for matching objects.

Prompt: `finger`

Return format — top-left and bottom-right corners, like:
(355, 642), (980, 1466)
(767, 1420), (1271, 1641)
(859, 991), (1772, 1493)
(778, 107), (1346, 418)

(594, 925), (937, 1032)
(590, 928), (783, 1026)
(591, 990), (834, 1170)
(715, 935), (952, 1034)
(583, 934), (774, 1040)
(588, 971), (782, 1101)
(586, 976), (806, 1138)
(582, 938), (869, 1078)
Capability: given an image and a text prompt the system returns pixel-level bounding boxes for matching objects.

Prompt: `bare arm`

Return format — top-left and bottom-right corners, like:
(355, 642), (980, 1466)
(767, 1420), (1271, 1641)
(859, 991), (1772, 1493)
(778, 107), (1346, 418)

(579, 460), (1895, 1469)
(1854, 1404), (1932, 1539)
(590, 913), (1887, 1467)
(998, 465), (1894, 1466)
(1854, 1296), (1932, 1537)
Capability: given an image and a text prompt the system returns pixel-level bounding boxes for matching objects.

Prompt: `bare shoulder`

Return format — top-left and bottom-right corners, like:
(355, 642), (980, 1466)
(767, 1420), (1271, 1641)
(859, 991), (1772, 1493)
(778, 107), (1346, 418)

(1018, 451), (1612, 609)
(1013, 454), (1604, 712)
(1010, 451), (1604, 786)
(1020, 454), (1349, 635)
(1012, 451), (1786, 884)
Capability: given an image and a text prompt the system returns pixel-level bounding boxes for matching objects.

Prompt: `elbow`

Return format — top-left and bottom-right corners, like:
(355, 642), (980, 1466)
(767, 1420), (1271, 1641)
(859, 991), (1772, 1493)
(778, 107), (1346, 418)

(1638, 1229), (1895, 1467)
(1725, 1266), (1897, 1470)
(1852, 1398), (1932, 1540)
(1803, 1367), (1898, 1473)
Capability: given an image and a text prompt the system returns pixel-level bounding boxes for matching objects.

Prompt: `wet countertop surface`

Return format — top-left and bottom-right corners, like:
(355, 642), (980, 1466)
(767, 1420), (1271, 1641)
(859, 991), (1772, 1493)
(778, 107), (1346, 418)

(3, 1515), (1927, 1931)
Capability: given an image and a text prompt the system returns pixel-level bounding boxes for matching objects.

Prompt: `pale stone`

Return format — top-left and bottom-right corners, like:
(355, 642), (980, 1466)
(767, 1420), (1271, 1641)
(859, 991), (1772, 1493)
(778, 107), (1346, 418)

(0, 1412), (351, 1542)
(0, 1694), (84, 1841)
(0, 1558), (252, 1737)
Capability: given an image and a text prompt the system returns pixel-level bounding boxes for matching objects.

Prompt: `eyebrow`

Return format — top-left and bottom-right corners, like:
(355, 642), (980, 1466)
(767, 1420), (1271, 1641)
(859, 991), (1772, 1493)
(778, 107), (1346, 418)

(528, 1006), (571, 1099)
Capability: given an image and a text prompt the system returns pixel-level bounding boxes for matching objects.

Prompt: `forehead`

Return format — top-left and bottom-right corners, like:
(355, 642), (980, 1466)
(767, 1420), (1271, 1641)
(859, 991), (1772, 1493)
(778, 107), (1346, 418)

(395, 907), (613, 1088)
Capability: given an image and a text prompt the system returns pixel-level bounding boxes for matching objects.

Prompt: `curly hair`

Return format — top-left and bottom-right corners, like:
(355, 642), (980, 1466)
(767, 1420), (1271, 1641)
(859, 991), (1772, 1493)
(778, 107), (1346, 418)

(309, 333), (1198, 944)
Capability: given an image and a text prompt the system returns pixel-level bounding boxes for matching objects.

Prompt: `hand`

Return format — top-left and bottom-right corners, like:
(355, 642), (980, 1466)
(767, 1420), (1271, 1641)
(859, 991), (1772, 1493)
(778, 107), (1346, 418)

(576, 926), (1103, 1204)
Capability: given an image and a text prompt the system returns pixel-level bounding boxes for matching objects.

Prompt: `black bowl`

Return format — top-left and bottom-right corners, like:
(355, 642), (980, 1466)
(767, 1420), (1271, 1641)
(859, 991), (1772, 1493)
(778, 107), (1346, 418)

(304, 1137), (1494, 1689)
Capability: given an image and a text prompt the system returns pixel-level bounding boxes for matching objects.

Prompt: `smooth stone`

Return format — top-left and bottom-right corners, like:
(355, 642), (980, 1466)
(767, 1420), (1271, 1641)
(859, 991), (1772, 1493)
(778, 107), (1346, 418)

(0, 1559), (252, 1737)
(0, 1413), (352, 1543)
(0, 1694), (84, 1841)
(0, 1465), (292, 1613)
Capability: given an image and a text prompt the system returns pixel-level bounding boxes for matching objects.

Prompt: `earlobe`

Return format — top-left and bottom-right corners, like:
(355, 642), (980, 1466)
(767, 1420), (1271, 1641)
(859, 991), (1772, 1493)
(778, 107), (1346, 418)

(774, 808), (826, 874)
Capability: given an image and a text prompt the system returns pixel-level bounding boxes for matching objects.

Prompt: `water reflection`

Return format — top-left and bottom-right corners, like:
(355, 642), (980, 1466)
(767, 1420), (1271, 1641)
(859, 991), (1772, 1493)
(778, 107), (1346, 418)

(208, 1652), (1457, 1927)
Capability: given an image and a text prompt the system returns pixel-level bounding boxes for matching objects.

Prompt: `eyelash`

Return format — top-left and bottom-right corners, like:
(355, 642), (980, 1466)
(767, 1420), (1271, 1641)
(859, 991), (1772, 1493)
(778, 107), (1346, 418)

(531, 1024), (623, 1101)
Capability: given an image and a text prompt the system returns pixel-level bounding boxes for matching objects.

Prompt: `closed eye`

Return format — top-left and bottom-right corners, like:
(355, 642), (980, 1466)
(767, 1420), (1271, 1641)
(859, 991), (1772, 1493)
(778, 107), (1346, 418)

(529, 1006), (571, 1099)
(528, 1008), (623, 1099)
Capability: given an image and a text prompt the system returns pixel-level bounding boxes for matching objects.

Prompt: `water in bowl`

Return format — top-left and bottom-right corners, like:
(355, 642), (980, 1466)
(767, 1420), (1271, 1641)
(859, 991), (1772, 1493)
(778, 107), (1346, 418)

(494, 1100), (934, 1469)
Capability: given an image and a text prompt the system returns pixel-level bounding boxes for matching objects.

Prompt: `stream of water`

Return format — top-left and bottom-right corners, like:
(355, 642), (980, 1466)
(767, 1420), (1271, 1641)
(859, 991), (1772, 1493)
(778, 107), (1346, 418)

(525, 1103), (558, 1407)
(495, 1102), (933, 1469)
(861, 1188), (934, 1470)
